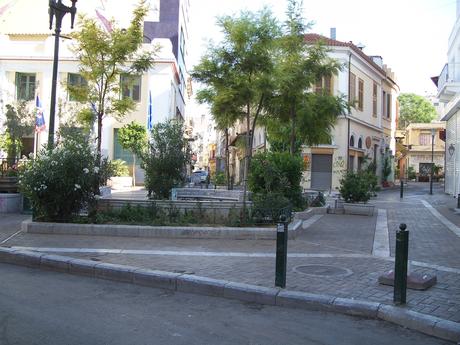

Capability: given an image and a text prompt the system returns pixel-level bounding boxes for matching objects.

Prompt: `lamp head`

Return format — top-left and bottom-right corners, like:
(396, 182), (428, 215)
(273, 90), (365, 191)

(70, 0), (77, 29)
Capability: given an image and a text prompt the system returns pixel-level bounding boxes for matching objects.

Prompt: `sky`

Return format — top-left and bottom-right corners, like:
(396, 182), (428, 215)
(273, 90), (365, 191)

(189, 0), (456, 96)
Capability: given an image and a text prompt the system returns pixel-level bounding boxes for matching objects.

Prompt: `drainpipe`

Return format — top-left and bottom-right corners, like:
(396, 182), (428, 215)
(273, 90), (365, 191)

(346, 52), (352, 172)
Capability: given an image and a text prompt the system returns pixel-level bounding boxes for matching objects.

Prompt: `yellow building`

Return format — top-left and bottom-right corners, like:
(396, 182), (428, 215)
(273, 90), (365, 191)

(398, 122), (445, 181)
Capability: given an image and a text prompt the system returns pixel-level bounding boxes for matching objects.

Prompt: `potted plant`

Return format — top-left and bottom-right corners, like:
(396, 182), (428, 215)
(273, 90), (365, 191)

(339, 171), (375, 216)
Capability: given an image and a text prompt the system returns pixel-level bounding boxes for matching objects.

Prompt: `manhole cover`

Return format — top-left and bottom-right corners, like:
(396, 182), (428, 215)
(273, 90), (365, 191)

(294, 264), (353, 277)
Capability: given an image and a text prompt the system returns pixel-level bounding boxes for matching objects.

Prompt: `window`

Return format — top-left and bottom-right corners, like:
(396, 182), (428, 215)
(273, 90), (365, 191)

(315, 75), (332, 95)
(419, 133), (432, 146)
(372, 83), (377, 117)
(386, 93), (392, 118)
(67, 73), (87, 101)
(358, 78), (364, 111)
(16, 72), (36, 101)
(358, 137), (363, 149)
(349, 73), (356, 103)
(349, 135), (355, 147)
(382, 91), (387, 117)
(121, 74), (141, 102)
(113, 128), (135, 165)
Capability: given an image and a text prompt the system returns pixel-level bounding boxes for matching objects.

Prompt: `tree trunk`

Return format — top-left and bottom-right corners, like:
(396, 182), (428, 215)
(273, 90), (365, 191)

(290, 104), (296, 155)
(242, 104), (251, 223)
(225, 128), (230, 190)
(97, 112), (103, 162)
(132, 154), (136, 187)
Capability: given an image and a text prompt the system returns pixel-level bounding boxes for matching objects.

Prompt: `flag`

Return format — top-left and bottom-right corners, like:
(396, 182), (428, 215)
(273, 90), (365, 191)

(147, 91), (153, 131)
(35, 95), (46, 133)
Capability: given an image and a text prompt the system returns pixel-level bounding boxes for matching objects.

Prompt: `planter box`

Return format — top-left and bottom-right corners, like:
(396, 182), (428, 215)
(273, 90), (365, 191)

(343, 203), (375, 216)
(0, 193), (23, 213)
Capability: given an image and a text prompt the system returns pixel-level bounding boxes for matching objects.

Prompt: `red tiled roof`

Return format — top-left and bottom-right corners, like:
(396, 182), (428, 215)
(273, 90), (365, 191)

(304, 34), (386, 76)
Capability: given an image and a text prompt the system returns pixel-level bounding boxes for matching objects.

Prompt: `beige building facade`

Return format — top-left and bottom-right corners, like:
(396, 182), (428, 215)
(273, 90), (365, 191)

(301, 34), (399, 192)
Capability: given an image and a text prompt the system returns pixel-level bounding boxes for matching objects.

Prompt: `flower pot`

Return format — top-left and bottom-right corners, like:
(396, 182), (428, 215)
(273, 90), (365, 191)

(343, 202), (375, 216)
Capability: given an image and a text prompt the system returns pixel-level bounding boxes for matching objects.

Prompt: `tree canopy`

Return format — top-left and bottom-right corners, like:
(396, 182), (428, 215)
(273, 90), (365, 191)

(69, 0), (156, 158)
(397, 93), (437, 129)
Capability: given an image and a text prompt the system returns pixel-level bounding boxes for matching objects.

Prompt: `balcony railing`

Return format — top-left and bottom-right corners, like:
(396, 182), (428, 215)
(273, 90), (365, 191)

(438, 63), (460, 92)
(438, 63), (449, 92)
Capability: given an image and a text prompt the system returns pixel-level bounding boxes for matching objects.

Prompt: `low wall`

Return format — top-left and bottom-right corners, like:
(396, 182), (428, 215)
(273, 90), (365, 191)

(0, 193), (22, 213)
(171, 188), (247, 202)
(22, 219), (302, 240)
(98, 198), (252, 225)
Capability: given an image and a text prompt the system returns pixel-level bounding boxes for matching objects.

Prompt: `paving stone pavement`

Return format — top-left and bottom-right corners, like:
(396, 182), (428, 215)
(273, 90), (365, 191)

(2, 182), (460, 324)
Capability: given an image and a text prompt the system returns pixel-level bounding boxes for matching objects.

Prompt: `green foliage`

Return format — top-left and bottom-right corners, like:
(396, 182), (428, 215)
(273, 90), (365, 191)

(118, 121), (147, 185)
(118, 122), (147, 155)
(382, 155), (392, 182)
(265, 0), (347, 154)
(18, 139), (110, 222)
(397, 93), (437, 129)
(0, 102), (34, 159)
(192, 7), (281, 199)
(251, 192), (292, 223)
(249, 151), (303, 208)
(339, 171), (376, 203)
(407, 166), (416, 180)
(110, 159), (130, 177)
(69, 0), (156, 155)
(142, 120), (190, 199)
(212, 171), (226, 186)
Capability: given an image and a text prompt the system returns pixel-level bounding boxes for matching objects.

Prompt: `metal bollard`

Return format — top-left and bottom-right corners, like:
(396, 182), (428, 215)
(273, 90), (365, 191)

(400, 180), (404, 199)
(394, 223), (409, 305)
(457, 194), (460, 209)
(275, 214), (288, 288)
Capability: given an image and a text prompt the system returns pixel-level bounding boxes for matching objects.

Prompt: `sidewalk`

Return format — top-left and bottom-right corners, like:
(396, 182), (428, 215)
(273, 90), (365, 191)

(1, 183), (460, 328)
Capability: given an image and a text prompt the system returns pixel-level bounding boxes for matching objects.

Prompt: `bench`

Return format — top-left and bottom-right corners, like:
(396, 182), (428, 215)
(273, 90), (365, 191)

(171, 188), (245, 202)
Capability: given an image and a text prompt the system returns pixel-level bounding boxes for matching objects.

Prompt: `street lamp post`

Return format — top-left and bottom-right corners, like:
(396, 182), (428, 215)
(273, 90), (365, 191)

(430, 128), (436, 195)
(48, 0), (77, 149)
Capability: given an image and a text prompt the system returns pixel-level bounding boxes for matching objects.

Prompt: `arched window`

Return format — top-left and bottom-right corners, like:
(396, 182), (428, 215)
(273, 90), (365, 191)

(358, 137), (363, 149)
(349, 135), (355, 147)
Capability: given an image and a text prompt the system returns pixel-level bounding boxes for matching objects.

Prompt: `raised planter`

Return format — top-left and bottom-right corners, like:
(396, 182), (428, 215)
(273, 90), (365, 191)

(343, 203), (375, 216)
(0, 193), (23, 213)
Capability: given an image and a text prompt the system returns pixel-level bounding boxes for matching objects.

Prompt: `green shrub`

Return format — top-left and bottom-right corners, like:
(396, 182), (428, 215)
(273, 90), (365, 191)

(110, 159), (130, 177)
(142, 120), (190, 199)
(213, 171), (226, 186)
(339, 171), (374, 203)
(408, 166), (416, 180)
(19, 139), (109, 222)
(249, 152), (304, 209)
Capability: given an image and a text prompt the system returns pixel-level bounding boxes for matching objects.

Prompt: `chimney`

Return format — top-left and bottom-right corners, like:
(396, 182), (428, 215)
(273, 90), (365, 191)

(370, 56), (383, 67)
(330, 28), (336, 40)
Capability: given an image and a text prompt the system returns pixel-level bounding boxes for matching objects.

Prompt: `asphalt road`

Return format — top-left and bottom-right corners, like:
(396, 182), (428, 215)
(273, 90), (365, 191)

(0, 263), (452, 345)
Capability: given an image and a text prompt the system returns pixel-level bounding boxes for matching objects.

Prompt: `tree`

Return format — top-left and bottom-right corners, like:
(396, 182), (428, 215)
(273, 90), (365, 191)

(192, 8), (280, 217)
(397, 93), (437, 129)
(267, 0), (346, 155)
(0, 102), (34, 160)
(69, 0), (156, 160)
(118, 122), (147, 186)
(142, 120), (190, 199)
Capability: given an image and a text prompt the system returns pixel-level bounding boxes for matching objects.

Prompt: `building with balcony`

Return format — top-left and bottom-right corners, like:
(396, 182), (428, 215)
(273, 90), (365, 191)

(0, 0), (190, 184)
(435, 0), (460, 195)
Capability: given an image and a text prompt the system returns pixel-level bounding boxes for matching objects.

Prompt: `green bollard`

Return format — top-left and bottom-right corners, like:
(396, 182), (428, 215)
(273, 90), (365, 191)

(275, 214), (288, 288)
(394, 223), (409, 305)
(400, 180), (404, 199)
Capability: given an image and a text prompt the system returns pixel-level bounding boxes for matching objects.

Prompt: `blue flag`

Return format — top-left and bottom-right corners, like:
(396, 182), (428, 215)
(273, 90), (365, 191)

(35, 95), (46, 133)
(147, 91), (153, 131)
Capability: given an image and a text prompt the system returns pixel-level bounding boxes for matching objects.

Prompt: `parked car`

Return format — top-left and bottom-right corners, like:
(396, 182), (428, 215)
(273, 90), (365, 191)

(191, 170), (208, 185)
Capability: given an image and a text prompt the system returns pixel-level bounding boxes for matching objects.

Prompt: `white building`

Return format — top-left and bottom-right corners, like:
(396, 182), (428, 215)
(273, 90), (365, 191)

(0, 0), (190, 183)
(436, 0), (460, 196)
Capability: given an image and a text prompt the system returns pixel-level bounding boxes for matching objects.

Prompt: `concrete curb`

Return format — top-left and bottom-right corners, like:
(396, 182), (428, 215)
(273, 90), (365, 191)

(22, 220), (302, 240)
(0, 247), (458, 343)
